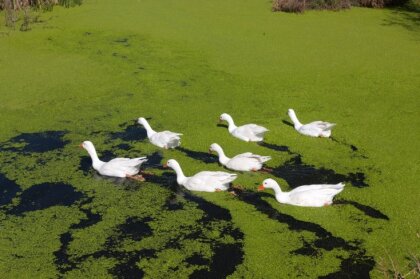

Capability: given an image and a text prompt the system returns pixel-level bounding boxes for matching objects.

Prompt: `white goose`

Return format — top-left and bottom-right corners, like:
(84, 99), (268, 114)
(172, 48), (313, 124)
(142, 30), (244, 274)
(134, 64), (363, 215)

(219, 113), (268, 142)
(138, 117), (182, 149)
(209, 143), (271, 172)
(287, 109), (335, 138)
(258, 178), (345, 207)
(164, 159), (237, 192)
(80, 141), (147, 180)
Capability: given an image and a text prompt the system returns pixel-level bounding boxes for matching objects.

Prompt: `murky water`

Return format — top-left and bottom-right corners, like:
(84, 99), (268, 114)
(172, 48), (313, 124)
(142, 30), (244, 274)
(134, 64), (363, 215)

(0, 131), (69, 153)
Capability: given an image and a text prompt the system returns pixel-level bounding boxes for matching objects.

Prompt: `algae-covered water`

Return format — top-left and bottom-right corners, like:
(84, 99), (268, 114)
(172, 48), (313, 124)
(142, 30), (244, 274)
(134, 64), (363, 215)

(0, 1), (419, 278)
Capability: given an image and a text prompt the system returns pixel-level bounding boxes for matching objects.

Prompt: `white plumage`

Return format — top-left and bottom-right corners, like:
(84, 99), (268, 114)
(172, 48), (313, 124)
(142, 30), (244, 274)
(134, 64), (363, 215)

(288, 109), (335, 138)
(219, 113), (268, 142)
(164, 159), (237, 192)
(209, 143), (271, 171)
(138, 117), (182, 149)
(258, 178), (345, 207)
(81, 141), (147, 178)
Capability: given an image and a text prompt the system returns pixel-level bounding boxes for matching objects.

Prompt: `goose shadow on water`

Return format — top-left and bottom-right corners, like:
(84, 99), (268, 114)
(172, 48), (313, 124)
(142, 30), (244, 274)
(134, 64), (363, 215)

(0, 131), (69, 153)
(233, 189), (375, 278)
(335, 199), (389, 221)
(266, 154), (368, 188)
(281, 120), (365, 155)
(154, 174), (245, 278)
(107, 120), (148, 142)
(177, 147), (218, 164)
(216, 123), (228, 129)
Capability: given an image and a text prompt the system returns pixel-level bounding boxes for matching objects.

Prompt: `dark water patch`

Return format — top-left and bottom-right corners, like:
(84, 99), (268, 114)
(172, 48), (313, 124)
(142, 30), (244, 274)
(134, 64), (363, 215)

(79, 156), (92, 175)
(143, 151), (164, 169)
(335, 199), (389, 220)
(118, 217), (153, 241)
(186, 254), (209, 266)
(0, 173), (21, 206)
(282, 119), (294, 127)
(258, 142), (295, 154)
(319, 250), (375, 279)
(9, 183), (84, 215)
(0, 131), (69, 153)
(189, 244), (244, 279)
(72, 209), (102, 229)
(110, 250), (155, 279)
(291, 239), (321, 257)
(269, 155), (368, 188)
(55, 232), (75, 273)
(115, 143), (131, 151)
(177, 147), (218, 164)
(108, 122), (147, 142)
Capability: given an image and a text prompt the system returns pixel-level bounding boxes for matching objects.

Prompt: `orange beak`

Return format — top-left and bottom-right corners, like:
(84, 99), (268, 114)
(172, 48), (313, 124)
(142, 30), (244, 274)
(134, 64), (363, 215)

(208, 149), (213, 154)
(218, 118), (222, 123)
(78, 143), (83, 148)
(163, 163), (168, 168)
(257, 185), (265, 191)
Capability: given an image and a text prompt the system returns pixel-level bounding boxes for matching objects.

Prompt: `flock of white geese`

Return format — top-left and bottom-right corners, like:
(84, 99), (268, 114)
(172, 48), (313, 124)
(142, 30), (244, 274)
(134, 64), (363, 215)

(81, 109), (344, 207)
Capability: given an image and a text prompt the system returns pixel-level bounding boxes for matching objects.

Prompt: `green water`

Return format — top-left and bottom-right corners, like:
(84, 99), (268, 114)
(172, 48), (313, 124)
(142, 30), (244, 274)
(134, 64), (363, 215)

(0, 1), (419, 277)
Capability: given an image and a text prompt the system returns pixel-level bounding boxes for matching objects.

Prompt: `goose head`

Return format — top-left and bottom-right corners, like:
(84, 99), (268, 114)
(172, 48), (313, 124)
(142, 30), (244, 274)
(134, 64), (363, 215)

(219, 113), (232, 123)
(163, 159), (186, 184)
(163, 159), (180, 170)
(258, 178), (280, 191)
(287, 109), (296, 118)
(209, 143), (223, 154)
(79, 140), (95, 152)
(137, 117), (148, 126)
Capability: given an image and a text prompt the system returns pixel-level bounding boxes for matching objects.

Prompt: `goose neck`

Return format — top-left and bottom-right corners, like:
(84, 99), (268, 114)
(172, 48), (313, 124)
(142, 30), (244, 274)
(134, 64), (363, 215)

(215, 148), (230, 165)
(86, 145), (104, 171)
(289, 111), (303, 130)
(142, 121), (156, 138)
(272, 185), (288, 203)
(172, 163), (187, 185)
(226, 116), (237, 133)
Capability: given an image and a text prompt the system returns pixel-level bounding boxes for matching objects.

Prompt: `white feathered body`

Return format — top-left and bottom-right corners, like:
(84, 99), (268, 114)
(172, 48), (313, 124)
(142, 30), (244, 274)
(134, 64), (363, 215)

(225, 153), (271, 171)
(96, 157), (148, 178)
(276, 183), (345, 207)
(232, 124), (268, 142)
(181, 171), (237, 192)
(297, 121), (336, 138)
(150, 131), (182, 148)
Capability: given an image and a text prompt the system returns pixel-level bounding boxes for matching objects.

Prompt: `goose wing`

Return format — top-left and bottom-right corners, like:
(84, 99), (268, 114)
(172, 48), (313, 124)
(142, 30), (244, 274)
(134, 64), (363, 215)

(310, 121), (336, 131)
